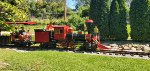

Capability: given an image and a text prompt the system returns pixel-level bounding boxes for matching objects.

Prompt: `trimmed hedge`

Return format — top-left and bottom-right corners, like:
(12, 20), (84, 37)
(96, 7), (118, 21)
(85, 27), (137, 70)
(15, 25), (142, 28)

(130, 0), (150, 41)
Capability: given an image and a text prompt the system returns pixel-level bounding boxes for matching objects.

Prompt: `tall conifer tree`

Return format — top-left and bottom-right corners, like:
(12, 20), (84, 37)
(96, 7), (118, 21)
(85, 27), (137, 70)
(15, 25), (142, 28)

(130, 0), (150, 41)
(109, 0), (128, 40)
(109, 0), (120, 40)
(89, 0), (110, 40)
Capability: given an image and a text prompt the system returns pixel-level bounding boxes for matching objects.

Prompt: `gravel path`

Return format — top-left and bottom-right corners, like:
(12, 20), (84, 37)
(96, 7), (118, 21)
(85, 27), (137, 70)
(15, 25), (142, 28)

(1, 48), (150, 60)
(1, 41), (150, 60)
(83, 52), (150, 60)
(57, 50), (150, 60)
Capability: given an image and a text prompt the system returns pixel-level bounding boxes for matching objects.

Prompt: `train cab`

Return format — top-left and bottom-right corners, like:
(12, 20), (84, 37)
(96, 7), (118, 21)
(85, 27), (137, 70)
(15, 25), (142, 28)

(53, 25), (70, 40)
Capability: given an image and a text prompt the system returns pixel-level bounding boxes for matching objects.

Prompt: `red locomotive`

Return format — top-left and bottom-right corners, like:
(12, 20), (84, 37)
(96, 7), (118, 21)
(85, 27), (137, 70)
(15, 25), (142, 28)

(34, 19), (108, 51)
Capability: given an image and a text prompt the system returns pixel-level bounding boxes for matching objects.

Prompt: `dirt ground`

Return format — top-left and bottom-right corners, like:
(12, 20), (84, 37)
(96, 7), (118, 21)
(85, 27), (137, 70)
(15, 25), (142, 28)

(0, 61), (10, 69)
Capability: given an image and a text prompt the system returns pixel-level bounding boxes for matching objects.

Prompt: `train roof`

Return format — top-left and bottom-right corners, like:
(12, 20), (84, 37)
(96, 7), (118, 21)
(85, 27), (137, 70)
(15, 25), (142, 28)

(85, 19), (93, 23)
(52, 25), (69, 28)
(6, 21), (36, 25)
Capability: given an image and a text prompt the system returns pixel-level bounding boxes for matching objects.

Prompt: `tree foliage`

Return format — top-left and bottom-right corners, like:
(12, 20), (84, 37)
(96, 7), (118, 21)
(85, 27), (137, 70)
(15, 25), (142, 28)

(68, 13), (88, 30)
(109, 0), (120, 40)
(130, 0), (150, 41)
(78, 5), (90, 17)
(1, 0), (29, 13)
(89, 0), (110, 40)
(0, 1), (28, 30)
(29, 0), (72, 19)
(75, 0), (90, 10)
(109, 0), (128, 40)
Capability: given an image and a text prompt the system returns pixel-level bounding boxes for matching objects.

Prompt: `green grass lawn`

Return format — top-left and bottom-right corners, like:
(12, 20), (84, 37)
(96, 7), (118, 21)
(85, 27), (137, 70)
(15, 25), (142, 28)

(24, 25), (45, 34)
(0, 49), (150, 71)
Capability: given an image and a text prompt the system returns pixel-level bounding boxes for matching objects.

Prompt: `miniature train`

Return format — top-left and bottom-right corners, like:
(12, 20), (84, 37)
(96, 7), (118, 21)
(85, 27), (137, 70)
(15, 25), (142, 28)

(0, 20), (108, 51)
(0, 20), (150, 57)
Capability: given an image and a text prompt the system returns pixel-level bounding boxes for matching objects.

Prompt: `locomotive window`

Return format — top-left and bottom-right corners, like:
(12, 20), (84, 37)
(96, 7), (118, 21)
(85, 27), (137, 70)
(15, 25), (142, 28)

(60, 30), (63, 33)
(54, 29), (64, 34)
(55, 29), (60, 34)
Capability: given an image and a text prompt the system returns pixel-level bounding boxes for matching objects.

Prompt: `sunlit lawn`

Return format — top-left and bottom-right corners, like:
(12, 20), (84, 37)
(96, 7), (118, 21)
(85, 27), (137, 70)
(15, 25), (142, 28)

(0, 49), (150, 71)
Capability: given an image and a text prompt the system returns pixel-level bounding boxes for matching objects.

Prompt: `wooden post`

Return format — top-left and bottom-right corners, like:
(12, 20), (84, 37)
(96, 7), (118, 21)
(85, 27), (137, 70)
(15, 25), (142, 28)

(64, 0), (67, 21)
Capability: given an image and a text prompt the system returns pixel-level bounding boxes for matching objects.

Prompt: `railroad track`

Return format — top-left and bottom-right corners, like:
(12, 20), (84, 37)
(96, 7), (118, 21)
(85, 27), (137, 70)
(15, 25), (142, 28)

(49, 48), (150, 59)
(60, 50), (150, 60)
(1, 45), (150, 60)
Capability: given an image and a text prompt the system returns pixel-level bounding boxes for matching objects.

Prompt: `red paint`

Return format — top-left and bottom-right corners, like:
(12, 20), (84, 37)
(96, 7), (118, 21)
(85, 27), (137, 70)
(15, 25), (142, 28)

(97, 42), (109, 50)
(53, 25), (70, 40)
(85, 34), (91, 42)
(6, 21), (36, 25)
(35, 31), (50, 43)
(46, 25), (54, 30)
(85, 19), (93, 23)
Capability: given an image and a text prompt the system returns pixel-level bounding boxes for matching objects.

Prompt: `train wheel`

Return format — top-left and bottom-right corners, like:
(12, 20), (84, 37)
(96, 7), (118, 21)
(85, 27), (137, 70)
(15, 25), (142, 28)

(122, 53), (126, 56)
(109, 53), (112, 55)
(40, 43), (48, 48)
(59, 40), (67, 49)
(130, 53), (134, 56)
(91, 43), (97, 52)
(103, 52), (106, 54)
(148, 55), (150, 58)
(14, 42), (18, 47)
(79, 46), (85, 51)
(68, 41), (76, 51)
(50, 40), (56, 48)
(79, 42), (87, 51)
(115, 53), (119, 55)
(27, 42), (32, 47)
(39, 43), (44, 49)
(85, 42), (90, 51)
(139, 54), (143, 57)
